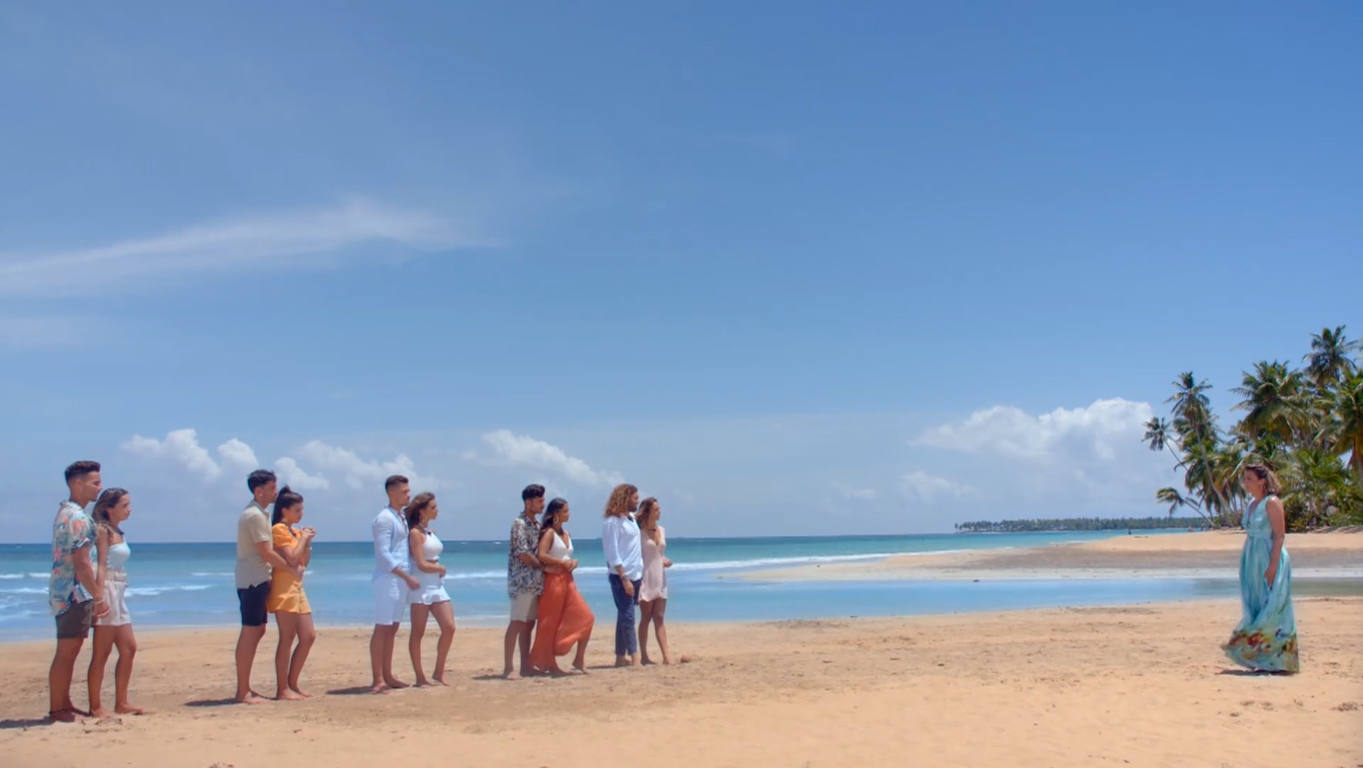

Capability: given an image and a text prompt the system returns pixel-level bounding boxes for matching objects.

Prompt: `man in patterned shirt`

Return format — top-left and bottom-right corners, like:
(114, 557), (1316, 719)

(502, 484), (546, 678)
(48, 460), (109, 722)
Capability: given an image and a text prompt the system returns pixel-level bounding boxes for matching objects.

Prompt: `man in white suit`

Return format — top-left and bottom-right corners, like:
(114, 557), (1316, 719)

(369, 474), (419, 693)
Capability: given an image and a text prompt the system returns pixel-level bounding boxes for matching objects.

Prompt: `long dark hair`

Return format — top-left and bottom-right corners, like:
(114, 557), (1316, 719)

(406, 492), (436, 530)
(93, 488), (128, 535)
(540, 497), (568, 533)
(272, 486), (303, 525)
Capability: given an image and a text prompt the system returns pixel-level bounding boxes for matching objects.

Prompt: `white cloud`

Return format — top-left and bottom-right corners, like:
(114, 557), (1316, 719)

(295, 439), (436, 491)
(900, 471), (973, 501)
(914, 398), (1154, 462)
(274, 456), (331, 491)
(122, 428), (222, 482)
(216, 438), (259, 473)
(476, 429), (623, 488)
(0, 200), (487, 297)
(837, 486), (878, 501)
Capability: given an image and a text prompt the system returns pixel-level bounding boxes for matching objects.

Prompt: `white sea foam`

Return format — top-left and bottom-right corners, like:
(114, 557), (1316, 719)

(126, 584), (214, 597)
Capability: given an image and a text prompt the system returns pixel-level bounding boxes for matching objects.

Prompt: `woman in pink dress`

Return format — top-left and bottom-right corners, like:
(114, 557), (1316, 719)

(636, 497), (673, 665)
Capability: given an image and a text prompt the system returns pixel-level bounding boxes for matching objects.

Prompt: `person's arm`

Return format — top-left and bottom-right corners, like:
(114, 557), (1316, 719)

(603, 517), (634, 595)
(511, 520), (542, 569)
(94, 525), (110, 600)
(660, 526), (672, 568)
(300, 529), (314, 568)
(375, 514), (419, 587)
(255, 540), (299, 575)
(70, 517), (107, 617)
(1265, 496), (1287, 585)
(274, 526), (307, 568)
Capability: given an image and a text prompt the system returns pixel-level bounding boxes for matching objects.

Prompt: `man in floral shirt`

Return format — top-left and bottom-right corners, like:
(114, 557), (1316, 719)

(503, 484), (545, 678)
(48, 460), (109, 722)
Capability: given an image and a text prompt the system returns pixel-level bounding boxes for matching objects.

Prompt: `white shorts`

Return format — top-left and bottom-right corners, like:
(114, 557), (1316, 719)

(373, 574), (407, 625)
(95, 573), (131, 627)
(509, 592), (539, 623)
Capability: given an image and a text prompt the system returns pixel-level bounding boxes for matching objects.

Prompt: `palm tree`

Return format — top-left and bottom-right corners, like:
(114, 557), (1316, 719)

(1155, 487), (1201, 520)
(1143, 416), (1184, 468)
(1168, 372), (1215, 444)
(1304, 325), (1360, 389)
(1233, 360), (1309, 446)
(1333, 371), (1363, 489)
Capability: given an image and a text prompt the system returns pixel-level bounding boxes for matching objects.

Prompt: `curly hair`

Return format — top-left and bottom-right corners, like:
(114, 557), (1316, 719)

(603, 483), (639, 518)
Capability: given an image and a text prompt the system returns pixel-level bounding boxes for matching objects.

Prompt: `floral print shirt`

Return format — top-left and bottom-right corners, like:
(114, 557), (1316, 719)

(49, 500), (94, 615)
(507, 513), (544, 598)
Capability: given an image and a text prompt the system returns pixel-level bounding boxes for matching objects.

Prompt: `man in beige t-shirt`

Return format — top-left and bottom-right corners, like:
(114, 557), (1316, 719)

(233, 469), (299, 704)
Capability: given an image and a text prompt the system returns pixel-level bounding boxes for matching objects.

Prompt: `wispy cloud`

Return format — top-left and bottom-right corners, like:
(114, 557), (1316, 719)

(0, 200), (488, 297)
(900, 471), (973, 502)
(472, 429), (623, 489)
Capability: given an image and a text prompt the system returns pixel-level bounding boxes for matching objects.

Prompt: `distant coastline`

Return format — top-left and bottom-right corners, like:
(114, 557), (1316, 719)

(954, 516), (1208, 533)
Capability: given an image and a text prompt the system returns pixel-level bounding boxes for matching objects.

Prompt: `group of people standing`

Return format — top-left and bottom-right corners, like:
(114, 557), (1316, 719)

(502, 482), (673, 679)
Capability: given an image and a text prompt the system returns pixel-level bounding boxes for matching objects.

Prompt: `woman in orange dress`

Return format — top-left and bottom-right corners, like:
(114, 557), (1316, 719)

(267, 486), (316, 700)
(529, 498), (593, 675)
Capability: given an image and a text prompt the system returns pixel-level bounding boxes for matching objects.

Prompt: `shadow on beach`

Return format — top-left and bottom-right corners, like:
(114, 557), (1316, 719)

(0, 717), (56, 730)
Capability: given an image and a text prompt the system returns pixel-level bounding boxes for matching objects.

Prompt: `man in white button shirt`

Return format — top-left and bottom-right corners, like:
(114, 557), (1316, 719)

(369, 474), (419, 694)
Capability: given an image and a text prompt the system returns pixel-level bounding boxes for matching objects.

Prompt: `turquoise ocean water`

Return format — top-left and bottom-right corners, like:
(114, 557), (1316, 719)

(3, 531), (1354, 640)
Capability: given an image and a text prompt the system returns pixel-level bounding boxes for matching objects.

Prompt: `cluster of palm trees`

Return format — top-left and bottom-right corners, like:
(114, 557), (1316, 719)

(1144, 325), (1363, 530)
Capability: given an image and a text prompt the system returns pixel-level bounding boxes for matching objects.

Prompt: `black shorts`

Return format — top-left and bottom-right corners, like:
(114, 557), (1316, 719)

(237, 581), (270, 627)
(55, 600), (94, 639)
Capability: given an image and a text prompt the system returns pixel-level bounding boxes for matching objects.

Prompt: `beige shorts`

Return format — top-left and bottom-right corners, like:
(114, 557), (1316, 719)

(509, 592), (539, 623)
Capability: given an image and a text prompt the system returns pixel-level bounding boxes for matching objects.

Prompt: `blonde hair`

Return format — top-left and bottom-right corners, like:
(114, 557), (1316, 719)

(603, 483), (638, 518)
(1245, 463), (1282, 495)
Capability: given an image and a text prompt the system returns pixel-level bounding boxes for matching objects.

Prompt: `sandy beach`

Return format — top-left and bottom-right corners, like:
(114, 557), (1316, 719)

(3, 532), (1361, 768)
(744, 530), (1363, 581)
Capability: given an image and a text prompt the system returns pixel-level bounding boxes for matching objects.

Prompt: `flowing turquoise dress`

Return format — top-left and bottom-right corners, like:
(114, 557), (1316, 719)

(1222, 495), (1299, 672)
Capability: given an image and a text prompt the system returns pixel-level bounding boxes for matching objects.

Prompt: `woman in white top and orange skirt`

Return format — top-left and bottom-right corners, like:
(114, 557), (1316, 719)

(636, 497), (674, 665)
(530, 498), (593, 674)
(406, 493), (456, 686)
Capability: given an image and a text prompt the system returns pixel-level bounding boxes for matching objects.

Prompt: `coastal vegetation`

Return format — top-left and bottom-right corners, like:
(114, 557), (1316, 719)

(1143, 325), (1363, 531)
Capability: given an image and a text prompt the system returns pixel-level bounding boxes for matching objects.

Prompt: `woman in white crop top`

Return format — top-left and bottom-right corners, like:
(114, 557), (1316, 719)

(88, 488), (144, 716)
(529, 498), (594, 674)
(405, 493), (456, 686)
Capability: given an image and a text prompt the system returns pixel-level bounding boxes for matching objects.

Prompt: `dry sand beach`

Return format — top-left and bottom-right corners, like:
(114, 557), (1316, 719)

(3, 533), (1361, 768)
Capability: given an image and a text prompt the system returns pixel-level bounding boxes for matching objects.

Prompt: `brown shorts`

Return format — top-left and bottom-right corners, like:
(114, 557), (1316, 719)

(55, 600), (94, 639)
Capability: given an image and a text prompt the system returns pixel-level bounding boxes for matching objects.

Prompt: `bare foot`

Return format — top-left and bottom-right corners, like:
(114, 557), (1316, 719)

(288, 687), (311, 698)
(614, 656), (631, 667)
(413, 677), (430, 687)
(47, 709), (84, 723)
(115, 704), (146, 715)
(384, 679), (410, 690)
(89, 707), (113, 718)
(62, 703), (91, 717)
(572, 662), (589, 675)
(235, 693), (269, 705)
(276, 690), (305, 701)
(640, 655), (655, 666)
(662, 655), (674, 665)
(501, 666), (515, 679)
(369, 684), (390, 695)
(431, 675), (450, 686)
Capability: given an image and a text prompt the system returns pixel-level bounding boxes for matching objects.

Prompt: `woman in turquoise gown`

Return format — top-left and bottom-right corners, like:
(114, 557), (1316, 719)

(1222, 463), (1298, 673)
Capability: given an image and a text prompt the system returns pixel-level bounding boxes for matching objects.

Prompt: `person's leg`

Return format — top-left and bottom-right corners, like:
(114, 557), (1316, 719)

(518, 617), (536, 676)
(408, 603), (430, 685)
(431, 601), (455, 684)
(627, 579), (642, 665)
(573, 625), (591, 673)
(235, 584), (269, 703)
(111, 624), (142, 713)
(273, 612), (303, 700)
(653, 598), (672, 664)
(502, 620), (521, 678)
(49, 637), (86, 720)
(609, 574), (632, 666)
(288, 614), (316, 697)
(369, 624), (387, 693)
(87, 625), (115, 716)
(637, 599), (655, 665)
(381, 623), (407, 688)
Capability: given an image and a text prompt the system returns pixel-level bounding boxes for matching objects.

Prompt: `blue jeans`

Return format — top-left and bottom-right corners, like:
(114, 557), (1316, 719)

(608, 573), (642, 656)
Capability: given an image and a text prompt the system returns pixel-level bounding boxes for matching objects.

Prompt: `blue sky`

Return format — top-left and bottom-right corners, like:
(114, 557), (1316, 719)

(2, 2), (1359, 542)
